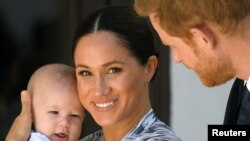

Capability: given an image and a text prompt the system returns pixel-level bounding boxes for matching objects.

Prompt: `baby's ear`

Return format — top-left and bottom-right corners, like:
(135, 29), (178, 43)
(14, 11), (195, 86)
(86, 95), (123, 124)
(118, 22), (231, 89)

(30, 110), (36, 130)
(31, 108), (34, 120)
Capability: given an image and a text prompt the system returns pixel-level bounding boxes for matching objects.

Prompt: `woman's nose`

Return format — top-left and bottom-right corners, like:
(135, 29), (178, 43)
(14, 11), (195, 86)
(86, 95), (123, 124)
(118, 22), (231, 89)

(94, 77), (110, 96)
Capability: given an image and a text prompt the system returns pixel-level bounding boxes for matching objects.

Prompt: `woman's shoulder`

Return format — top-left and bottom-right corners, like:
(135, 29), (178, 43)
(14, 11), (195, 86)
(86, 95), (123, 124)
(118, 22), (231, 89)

(123, 109), (182, 141)
(79, 130), (103, 141)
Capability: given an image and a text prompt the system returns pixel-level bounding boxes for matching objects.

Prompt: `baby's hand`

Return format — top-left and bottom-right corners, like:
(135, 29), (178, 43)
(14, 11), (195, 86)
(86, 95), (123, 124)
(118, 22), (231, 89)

(6, 90), (32, 141)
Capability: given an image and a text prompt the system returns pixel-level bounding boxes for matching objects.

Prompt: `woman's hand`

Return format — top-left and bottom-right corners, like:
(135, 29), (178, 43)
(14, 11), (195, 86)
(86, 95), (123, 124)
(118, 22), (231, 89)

(6, 90), (32, 141)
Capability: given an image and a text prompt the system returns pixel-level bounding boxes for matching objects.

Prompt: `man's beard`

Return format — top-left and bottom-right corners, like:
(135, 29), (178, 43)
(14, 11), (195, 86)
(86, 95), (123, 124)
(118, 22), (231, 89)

(194, 51), (235, 87)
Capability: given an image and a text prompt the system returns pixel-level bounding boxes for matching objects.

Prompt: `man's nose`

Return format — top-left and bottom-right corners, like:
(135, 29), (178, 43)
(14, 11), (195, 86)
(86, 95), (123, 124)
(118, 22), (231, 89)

(172, 51), (182, 63)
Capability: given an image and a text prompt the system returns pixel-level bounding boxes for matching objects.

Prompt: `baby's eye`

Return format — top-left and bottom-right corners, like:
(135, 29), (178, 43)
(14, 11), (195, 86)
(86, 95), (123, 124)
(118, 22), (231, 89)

(108, 67), (122, 74)
(48, 111), (59, 115)
(78, 70), (91, 76)
(70, 114), (80, 118)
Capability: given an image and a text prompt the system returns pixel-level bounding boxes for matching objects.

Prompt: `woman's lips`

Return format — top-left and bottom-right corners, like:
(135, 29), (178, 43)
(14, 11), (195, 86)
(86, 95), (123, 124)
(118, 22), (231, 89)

(92, 99), (117, 111)
(95, 101), (114, 108)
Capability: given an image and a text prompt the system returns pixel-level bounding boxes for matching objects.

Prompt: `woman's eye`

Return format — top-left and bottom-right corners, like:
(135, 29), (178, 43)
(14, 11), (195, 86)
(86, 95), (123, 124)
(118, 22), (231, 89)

(49, 111), (59, 115)
(79, 70), (91, 76)
(108, 67), (122, 74)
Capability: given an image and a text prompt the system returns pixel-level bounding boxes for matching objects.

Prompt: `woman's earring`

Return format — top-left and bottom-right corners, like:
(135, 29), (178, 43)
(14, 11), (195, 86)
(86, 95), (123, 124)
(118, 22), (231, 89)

(147, 79), (150, 83)
(144, 79), (149, 85)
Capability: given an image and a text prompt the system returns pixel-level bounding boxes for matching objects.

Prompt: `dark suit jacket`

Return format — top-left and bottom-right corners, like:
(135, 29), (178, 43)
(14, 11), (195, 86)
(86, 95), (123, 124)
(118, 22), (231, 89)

(223, 78), (244, 124)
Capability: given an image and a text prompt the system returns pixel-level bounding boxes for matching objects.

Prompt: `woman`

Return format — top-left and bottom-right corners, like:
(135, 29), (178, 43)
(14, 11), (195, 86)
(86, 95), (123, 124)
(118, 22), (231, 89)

(72, 5), (181, 141)
(6, 5), (181, 141)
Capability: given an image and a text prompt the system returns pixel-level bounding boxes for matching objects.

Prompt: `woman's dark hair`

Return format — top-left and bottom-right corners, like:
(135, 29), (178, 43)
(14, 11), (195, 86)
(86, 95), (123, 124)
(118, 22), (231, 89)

(72, 5), (157, 67)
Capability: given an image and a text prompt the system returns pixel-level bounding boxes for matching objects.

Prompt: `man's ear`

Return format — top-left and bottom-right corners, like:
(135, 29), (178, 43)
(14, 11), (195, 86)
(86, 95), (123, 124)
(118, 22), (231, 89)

(190, 27), (216, 50)
(146, 56), (158, 82)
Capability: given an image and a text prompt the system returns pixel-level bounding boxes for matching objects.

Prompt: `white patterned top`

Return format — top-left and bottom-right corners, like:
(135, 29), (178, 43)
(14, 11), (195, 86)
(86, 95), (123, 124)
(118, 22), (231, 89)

(80, 108), (182, 141)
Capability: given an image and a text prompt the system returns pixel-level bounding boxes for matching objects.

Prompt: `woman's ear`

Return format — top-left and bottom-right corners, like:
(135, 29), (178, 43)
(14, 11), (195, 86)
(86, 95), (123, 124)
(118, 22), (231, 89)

(146, 55), (158, 82)
(190, 27), (216, 50)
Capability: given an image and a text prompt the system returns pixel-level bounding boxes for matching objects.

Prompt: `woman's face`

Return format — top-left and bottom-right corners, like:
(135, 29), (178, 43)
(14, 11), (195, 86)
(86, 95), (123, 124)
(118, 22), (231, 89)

(74, 31), (152, 129)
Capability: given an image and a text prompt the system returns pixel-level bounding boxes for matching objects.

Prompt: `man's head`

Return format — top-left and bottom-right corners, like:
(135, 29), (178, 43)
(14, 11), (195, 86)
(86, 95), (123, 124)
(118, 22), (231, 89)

(135, 0), (250, 86)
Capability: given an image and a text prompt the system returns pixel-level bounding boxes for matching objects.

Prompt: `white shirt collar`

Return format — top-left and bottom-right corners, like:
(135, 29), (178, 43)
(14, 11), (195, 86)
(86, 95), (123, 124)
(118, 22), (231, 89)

(244, 76), (250, 91)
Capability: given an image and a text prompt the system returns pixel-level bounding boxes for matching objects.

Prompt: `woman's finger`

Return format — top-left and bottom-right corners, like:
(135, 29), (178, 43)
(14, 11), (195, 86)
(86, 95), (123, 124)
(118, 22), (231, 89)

(5, 90), (32, 141)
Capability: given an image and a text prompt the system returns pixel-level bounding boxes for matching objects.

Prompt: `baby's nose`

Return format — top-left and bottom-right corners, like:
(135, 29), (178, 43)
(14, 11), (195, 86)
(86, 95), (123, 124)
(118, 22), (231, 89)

(58, 117), (70, 128)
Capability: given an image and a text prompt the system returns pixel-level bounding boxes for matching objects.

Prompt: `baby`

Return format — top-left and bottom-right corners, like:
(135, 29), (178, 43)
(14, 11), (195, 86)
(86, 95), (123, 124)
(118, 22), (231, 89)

(27, 63), (84, 141)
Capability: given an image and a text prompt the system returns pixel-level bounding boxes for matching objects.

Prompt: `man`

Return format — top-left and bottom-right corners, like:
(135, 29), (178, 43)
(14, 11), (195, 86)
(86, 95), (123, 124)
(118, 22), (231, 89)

(134, 0), (250, 124)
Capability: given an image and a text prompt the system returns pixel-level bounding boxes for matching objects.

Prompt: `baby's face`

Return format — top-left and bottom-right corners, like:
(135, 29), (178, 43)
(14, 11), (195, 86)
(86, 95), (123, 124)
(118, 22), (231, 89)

(32, 84), (84, 141)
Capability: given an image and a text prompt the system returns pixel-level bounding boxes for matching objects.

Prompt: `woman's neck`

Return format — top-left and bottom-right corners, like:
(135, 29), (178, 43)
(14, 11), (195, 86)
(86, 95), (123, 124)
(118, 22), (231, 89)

(102, 105), (151, 141)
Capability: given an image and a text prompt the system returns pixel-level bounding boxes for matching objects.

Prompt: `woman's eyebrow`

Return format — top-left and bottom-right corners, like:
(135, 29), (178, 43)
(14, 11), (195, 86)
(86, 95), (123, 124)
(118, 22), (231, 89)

(102, 60), (125, 67)
(75, 64), (89, 69)
(75, 60), (125, 69)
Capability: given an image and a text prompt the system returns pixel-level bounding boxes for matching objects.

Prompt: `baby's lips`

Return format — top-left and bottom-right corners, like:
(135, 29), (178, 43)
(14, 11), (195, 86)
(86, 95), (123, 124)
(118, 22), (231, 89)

(55, 133), (68, 138)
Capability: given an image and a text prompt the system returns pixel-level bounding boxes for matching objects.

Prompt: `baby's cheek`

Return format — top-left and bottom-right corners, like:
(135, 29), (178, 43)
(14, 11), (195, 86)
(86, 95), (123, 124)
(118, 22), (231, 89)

(70, 120), (83, 140)
(73, 117), (83, 128)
